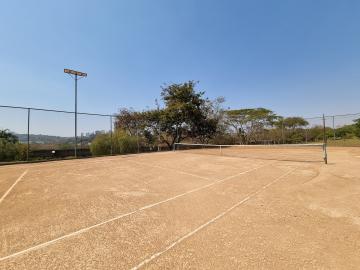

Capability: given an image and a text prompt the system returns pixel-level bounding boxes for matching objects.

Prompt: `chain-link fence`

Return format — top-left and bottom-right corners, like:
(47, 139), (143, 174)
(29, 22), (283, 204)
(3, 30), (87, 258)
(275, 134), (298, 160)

(1, 104), (359, 163)
(0, 105), (115, 162)
(215, 113), (360, 146)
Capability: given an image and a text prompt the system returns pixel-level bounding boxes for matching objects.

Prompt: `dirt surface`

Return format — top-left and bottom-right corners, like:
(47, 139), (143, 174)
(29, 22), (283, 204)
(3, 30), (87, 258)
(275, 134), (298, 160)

(0, 147), (359, 269)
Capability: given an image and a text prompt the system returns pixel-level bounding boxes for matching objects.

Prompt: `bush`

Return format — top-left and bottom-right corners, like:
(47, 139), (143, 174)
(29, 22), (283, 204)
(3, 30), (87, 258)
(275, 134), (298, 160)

(285, 132), (305, 144)
(90, 131), (138, 156)
(90, 133), (111, 156)
(210, 134), (238, 145)
(0, 139), (27, 161)
(113, 131), (138, 154)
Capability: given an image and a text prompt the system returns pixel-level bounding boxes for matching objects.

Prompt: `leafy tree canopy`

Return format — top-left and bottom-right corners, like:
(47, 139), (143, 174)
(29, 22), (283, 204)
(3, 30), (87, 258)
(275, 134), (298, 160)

(0, 129), (18, 144)
(282, 117), (309, 129)
(225, 108), (279, 143)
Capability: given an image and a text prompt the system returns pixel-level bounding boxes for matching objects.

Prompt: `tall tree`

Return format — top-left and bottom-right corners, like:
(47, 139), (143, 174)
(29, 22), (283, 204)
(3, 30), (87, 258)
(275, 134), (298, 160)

(115, 108), (145, 136)
(0, 129), (18, 143)
(274, 117), (309, 143)
(283, 117), (309, 131)
(225, 108), (278, 144)
(354, 118), (360, 137)
(158, 81), (219, 148)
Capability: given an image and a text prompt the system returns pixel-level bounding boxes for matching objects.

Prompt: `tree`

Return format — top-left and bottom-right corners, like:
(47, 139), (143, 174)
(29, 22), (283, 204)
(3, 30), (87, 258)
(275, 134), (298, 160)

(354, 118), (360, 138)
(225, 108), (279, 144)
(275, 117), (309, 143)
(335, 124), (356, 139)
(282, 117), (309, 131)
(0, 129), (26, 161)
(113, 82), (220, 150)
(0, 129), (18, 143)
(115, 108), (144, 136)
(161, 81), (220, 146)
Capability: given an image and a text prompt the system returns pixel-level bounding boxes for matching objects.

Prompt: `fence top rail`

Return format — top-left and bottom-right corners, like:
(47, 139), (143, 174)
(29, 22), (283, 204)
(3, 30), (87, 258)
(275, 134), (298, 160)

(304, 112), (360, 120)
(0, 105), (115, 117)
(1, 104), (359, 119)
(174, 142), (325, 147)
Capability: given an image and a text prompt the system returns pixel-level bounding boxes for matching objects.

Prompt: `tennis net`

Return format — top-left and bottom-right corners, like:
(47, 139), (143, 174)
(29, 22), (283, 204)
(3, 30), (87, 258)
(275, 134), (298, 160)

(174, 143), (328, 163)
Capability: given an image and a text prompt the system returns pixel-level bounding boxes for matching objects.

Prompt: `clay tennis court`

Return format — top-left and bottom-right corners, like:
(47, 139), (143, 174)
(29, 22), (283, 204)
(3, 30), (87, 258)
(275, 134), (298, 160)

(1, 146), (360, 269)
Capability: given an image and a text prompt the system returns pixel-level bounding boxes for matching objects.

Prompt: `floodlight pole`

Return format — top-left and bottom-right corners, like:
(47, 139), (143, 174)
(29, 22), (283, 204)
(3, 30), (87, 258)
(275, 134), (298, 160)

(64, 69), (87, 158)
(27, 108), (30, 161)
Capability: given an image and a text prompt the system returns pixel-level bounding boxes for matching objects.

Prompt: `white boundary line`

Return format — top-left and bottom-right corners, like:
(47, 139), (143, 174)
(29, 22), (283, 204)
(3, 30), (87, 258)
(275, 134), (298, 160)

(0, 163), (270, 262)
(0, 170), (28, 206)
(26, 154), (182, 174)
(12, 151), (172, 171)
(175, 142), (324, 147)
(130, 168), (297, 270)
(126, 159), (215, 181)
(65, 172), (94, 177)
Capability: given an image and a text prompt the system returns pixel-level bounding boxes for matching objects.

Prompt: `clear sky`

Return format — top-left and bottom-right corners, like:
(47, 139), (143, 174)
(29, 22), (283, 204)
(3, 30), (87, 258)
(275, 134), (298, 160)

(0, 0), (359, 135)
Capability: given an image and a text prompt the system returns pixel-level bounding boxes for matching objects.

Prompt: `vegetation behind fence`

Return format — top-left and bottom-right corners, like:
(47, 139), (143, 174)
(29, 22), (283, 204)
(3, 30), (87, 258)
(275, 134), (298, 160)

(1, 81), (359, 163)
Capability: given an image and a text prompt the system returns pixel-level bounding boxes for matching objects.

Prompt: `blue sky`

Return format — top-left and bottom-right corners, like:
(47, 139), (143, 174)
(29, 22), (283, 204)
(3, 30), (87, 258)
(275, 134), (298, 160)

(1, 0), (360, 135)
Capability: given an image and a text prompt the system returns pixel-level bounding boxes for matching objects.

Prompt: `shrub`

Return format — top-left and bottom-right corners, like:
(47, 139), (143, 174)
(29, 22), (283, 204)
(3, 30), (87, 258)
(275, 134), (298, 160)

(90, 131), (138, 156)
(90, 133), (111, 156)
(210, 134), (238, 145)
(113, 131), (138, 154)
(0, 139), (27, 161)
(15, 143), (27, 160)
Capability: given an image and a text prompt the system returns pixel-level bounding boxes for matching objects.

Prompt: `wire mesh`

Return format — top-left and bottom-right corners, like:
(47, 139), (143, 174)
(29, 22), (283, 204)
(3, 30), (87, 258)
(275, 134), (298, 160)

(1, 104), (359, 163)
(174, 143), (327, 163)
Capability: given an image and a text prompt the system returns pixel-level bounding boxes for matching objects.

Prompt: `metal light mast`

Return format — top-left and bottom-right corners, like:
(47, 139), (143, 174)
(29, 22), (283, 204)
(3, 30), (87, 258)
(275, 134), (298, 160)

(64, 69), (87, 158)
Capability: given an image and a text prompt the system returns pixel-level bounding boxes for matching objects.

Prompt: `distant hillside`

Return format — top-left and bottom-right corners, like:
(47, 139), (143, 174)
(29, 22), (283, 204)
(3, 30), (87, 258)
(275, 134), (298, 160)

(10, 130), (103, 145)
(16, 134), (75, 144)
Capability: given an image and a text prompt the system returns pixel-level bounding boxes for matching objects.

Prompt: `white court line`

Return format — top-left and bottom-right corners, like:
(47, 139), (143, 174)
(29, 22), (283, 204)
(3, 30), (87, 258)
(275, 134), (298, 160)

(65, 172), (94, 177)
(0, 170), (28, 206)
(27, 157), (123, 171)
(47, 155), (218, 181)
(126, 159), (215, 181)
(0, 162), (271, 262)
(19, 151), (172, 171)
(130, 167), (297, 270)
(26, 154), (174, 174)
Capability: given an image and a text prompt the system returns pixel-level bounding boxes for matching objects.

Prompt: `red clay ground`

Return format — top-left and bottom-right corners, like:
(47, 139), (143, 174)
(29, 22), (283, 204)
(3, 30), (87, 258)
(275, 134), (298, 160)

(0, 147), (359, 269)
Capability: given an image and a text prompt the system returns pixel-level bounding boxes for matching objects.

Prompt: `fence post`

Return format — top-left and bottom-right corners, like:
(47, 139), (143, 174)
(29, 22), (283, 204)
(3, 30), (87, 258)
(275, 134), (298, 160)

(322, 114), (328, 164)
(136, 127), (140, 153)
(74, 74), (78, 158)
(332, 116), (335, 140)
(110, 115), (113, 155)
(158, 125), (161, 152)
(27, 108), (30, 161)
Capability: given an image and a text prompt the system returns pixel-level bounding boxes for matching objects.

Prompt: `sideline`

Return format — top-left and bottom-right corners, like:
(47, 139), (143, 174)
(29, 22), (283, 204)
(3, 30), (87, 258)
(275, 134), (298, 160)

(0, 170), (28, 206)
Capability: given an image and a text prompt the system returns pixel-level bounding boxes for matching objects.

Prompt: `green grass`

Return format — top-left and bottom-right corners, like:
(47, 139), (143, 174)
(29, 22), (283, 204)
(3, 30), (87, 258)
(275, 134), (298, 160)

(327, 138), (360, 147)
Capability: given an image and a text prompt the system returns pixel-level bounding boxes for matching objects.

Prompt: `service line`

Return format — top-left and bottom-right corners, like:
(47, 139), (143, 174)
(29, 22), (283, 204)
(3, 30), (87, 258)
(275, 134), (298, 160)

(130, 167), (297, 270)
(126, 159), (215, 181)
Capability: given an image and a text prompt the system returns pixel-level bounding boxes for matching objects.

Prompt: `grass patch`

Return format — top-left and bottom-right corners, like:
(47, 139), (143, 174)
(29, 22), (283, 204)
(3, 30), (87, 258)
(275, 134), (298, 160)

(327, 138), (360, 147)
